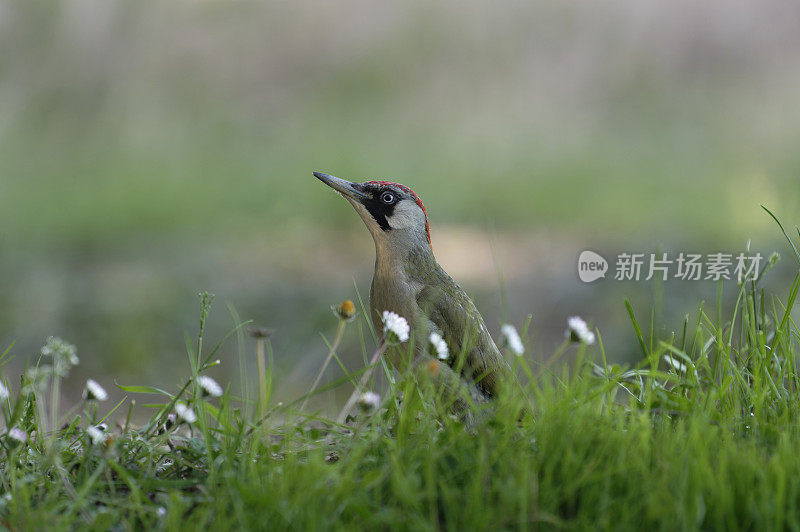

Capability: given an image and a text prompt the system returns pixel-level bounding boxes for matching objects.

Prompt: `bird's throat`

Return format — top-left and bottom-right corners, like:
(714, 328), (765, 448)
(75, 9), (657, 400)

(372, 234), (434, 280)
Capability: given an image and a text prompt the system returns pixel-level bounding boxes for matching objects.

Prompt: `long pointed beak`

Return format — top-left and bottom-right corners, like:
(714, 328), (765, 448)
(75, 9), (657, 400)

(313, 171), (367, 200)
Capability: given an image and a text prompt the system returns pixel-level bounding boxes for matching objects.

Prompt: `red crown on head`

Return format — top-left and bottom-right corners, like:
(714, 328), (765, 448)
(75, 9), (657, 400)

(366, 180), (431, 247)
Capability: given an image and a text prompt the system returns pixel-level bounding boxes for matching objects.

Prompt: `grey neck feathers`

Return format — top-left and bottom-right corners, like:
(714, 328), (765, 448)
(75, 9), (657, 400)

(372, 228), (435, 280)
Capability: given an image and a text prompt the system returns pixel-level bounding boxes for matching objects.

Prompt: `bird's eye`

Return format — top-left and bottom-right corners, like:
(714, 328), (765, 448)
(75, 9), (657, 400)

(380, 192), (395, 204)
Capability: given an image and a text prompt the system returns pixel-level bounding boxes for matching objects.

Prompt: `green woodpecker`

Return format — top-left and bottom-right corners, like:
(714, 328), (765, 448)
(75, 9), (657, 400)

(314, 171), (512, 410)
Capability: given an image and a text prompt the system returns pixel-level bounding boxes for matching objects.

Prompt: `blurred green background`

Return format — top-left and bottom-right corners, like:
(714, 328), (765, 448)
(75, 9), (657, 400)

(1, 0), (798, 414)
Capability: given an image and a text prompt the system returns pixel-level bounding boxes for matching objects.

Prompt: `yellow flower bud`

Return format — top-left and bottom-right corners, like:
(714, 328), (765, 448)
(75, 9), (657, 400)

(332, 300), (357, 321)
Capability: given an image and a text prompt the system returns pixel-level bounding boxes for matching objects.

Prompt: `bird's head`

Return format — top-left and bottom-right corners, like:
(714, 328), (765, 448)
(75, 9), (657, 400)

(314, 171), (432, 252)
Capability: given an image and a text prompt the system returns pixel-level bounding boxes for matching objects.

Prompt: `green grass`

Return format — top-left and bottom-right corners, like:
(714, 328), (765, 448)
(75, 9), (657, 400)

(1, 227), (800, 531)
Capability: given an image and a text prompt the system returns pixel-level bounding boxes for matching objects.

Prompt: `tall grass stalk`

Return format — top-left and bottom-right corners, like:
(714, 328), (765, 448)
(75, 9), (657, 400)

(301, 318), (348, 414)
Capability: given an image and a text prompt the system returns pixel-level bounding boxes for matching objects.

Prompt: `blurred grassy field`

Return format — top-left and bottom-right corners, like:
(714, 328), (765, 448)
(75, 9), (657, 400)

(0, 0), (798, 409)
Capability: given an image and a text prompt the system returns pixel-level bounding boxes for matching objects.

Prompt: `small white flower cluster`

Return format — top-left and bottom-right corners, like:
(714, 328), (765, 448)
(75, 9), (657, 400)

(197, 376), (223, 398)
(40, 336), (79, 363)
(382, 310), (410, 345)
(175, 401), (197, 424)
(41, 336), (80, 377)
(566, 316), (595, 345)
(500, 324), (525, 355)
(83, 379), (108, 402)
(0, 382), (9, 400)
(428, 332), (449, 361)
(357, 391), (381, 413)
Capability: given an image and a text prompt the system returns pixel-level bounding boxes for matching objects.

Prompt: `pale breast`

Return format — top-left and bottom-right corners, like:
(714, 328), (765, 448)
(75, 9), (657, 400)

(370, 268), (428, 363)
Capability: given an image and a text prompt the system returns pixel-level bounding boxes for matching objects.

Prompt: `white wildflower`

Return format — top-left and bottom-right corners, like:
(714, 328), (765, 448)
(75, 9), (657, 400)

(157, 507), (167, 517)
(7, 428), (26, 443)
(428, 332), (449, 361)
(566, 316), (596, 345)
(175, 401), (197, 424)
(0, 382), (9, 400)
(381, 310), (410, 345)
(356, 391), (381, 413)
(197, 375), (223, 398)
(500, 324), (525, 355)
(86, 425), (105, 445)
(41, 336), (79, 365)
(663, 355), (687, 374)
(83, 379), (108, 401)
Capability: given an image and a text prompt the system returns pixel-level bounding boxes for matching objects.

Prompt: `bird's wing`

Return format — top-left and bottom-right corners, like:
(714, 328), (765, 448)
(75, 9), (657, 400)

(415, 275), (505, 396)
